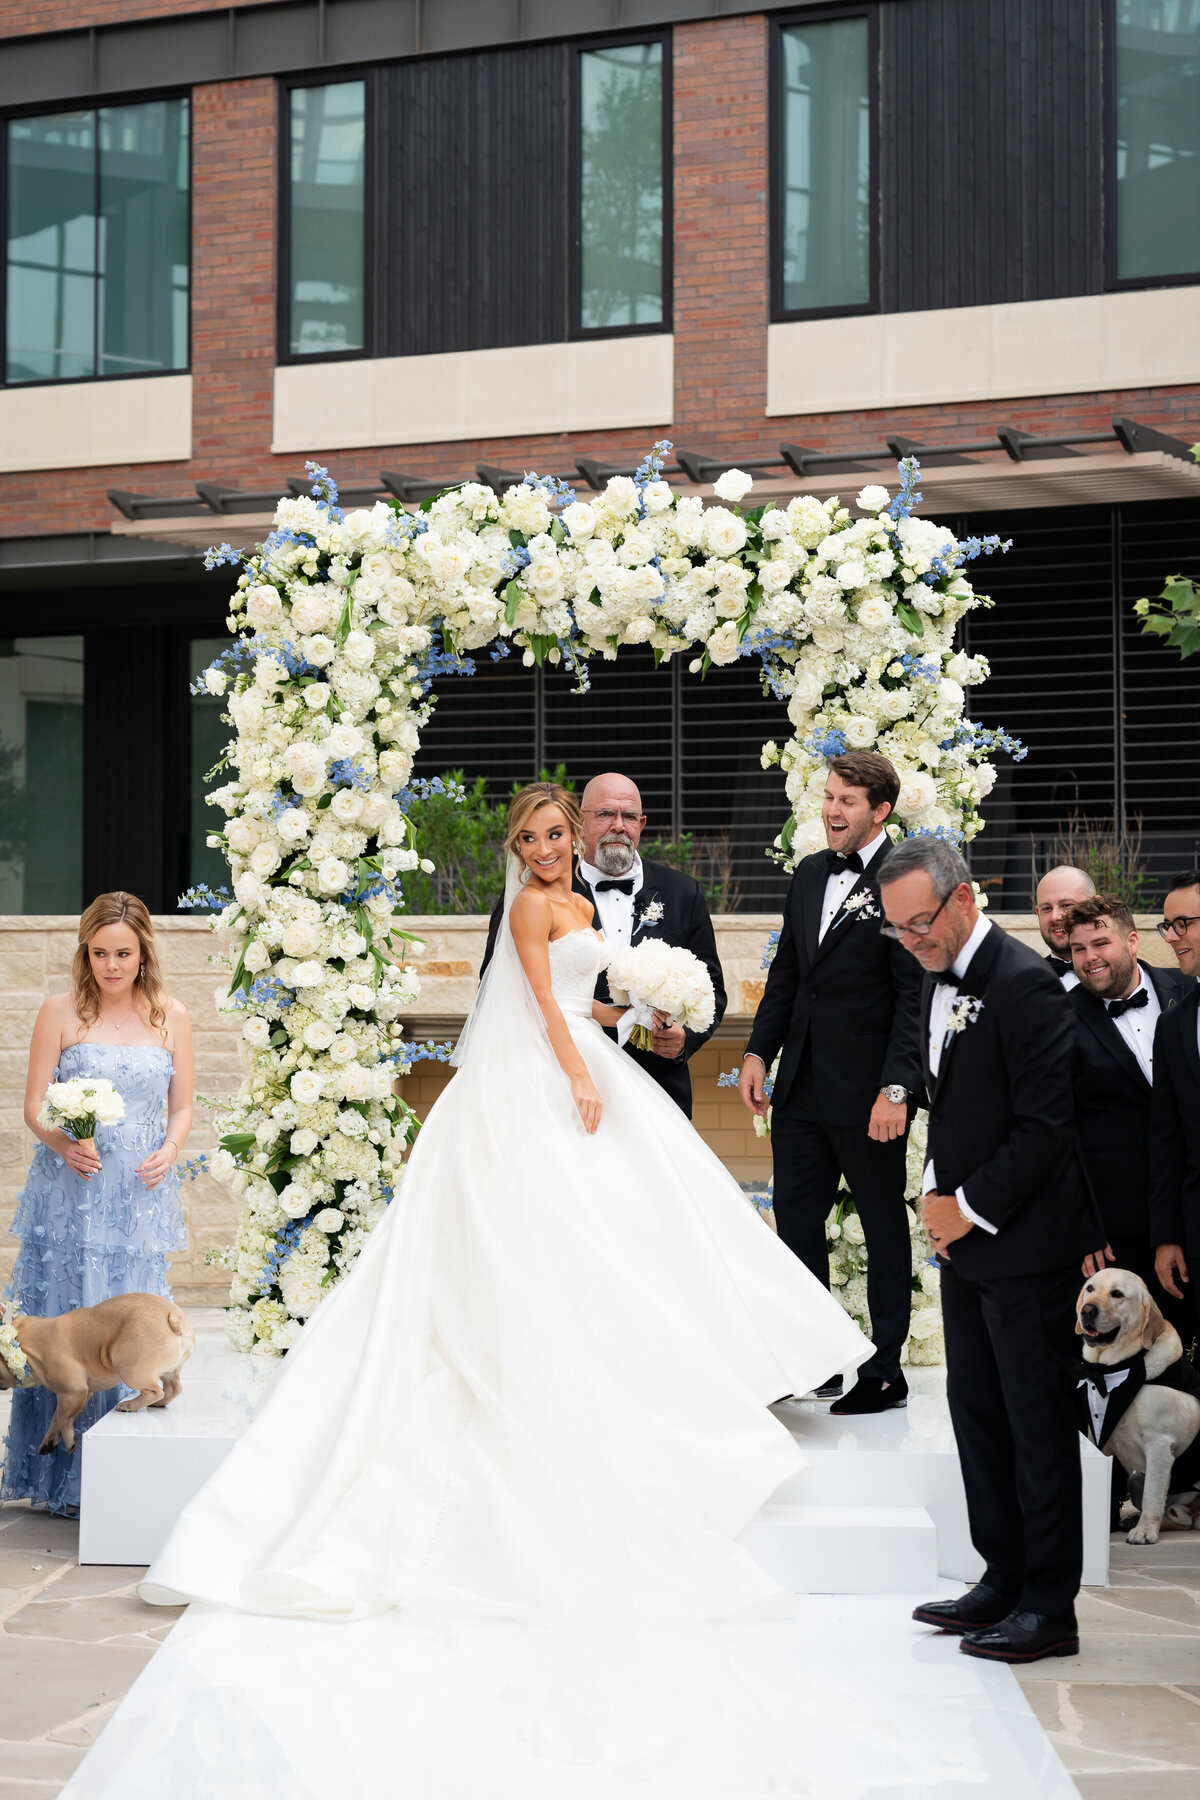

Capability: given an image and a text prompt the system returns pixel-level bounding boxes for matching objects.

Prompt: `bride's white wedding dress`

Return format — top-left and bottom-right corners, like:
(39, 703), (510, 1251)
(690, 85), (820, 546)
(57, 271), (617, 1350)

(141, 913), (871, 1627)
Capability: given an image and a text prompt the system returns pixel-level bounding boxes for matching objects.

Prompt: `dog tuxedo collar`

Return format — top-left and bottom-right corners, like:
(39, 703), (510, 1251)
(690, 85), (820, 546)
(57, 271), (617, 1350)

(1076, 1350), (1200, 1455)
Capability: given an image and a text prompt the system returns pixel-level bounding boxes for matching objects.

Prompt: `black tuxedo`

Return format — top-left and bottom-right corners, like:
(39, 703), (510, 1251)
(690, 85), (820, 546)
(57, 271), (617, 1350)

(1149, 983), (1200, 1263)
(744, 840), (924, 1382)
(922, 923), (1093, 1617)
(1070, 962), (1195, 1331)
(481, 859), (726, 1117)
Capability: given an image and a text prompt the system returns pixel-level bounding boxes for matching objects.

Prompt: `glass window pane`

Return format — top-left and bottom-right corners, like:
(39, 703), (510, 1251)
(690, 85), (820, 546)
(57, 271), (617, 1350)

(0, 637), (84, 913)
(1115, 0), (1200, 281)
(98, 98), (190, 377)
(780, 19), (871, 313)
(5, 112), (96, 383)
(189, 637), (231, 897)
(289, 80), (366, 355)
(579, 42), (664, 330)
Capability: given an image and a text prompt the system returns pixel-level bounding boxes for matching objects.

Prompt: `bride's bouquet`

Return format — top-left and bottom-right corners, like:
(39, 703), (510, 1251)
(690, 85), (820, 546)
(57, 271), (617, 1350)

(38, 1076), (124, 1165)
(607, 942), (716, 1053)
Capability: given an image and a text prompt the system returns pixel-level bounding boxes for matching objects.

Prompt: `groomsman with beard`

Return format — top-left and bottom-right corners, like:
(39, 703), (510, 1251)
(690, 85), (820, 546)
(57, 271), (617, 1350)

(738, 752), (923, 1414)
(481, 771), (725, 1116)
(880, 836), (1094, 1665)
(1150, 872), (1200, 1322)
(1065, 893), (1194, 1334)
(1035, 865), (1095, 987)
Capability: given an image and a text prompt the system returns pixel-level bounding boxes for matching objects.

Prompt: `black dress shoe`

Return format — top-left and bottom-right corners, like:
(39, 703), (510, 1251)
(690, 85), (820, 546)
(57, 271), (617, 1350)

(960, 1609), (1079, 1664)
(912, 1584), (1015, 1634)
(812, 1375), (843, 1399)
(829, 1372), (908, 1415)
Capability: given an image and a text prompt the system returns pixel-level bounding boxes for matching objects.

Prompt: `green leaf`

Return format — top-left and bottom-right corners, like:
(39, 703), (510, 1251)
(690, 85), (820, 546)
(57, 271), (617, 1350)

(550, 518), (565, 544)
(269, 1028), (288, 1047)
(584, 585), (601, 607)
(504, 580), (522, 626)
(316, 792), (333, 809)
(896, 601), (925, 639)
(508, 529), (527, 549)
(220, 1132), (257, 1156)
(780, 814), (797, 854)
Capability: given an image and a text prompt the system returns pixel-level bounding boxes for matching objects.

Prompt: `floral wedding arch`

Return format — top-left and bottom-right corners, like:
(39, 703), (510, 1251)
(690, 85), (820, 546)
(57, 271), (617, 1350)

(191, 445), (1018, 1354)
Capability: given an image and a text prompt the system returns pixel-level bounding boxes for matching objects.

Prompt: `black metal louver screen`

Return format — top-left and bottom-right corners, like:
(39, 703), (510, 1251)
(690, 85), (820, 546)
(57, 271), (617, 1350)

(962, 497), (1200, 907)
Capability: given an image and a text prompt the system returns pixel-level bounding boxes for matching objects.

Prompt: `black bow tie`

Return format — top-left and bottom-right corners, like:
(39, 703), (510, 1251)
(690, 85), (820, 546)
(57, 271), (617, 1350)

(933, 969), (961, 989)
(1046, 953), (1072, 977)
(594, 878), (634, 895)
(1107, 988), (1149, 1019)
(824, 850), (863, 875)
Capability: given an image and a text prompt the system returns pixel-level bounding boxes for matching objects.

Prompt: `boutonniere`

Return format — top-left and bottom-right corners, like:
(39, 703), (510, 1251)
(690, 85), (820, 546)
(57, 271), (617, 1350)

(842, 891), (880, 922)
(947, 996), (984, 1036)
(636, 897), (664, 930)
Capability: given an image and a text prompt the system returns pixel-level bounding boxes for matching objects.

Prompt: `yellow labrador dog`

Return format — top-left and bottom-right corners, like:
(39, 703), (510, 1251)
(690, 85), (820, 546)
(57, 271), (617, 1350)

(1076, 1269), (1200, 1545)
(0, 1294), (194, 1456)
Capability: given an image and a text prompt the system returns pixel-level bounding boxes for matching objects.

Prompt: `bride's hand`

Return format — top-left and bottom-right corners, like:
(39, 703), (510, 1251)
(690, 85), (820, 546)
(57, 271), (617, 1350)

(592, 1002), (627, 1029)
(571, 1073), (602, 1135)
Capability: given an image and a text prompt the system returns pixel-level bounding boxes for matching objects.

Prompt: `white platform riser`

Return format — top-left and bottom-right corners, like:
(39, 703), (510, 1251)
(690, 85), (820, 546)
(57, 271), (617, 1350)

(741, 1505), (939, 1594)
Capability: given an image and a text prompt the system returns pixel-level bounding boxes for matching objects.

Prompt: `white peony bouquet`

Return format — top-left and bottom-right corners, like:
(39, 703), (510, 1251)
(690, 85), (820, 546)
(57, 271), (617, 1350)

(38, 1077), (125, 1163)
(607, 941), (715, 1052)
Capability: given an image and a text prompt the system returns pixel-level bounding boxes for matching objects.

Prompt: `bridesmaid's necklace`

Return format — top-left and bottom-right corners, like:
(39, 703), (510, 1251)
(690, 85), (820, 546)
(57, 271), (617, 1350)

(100, 1005), (139, 1035)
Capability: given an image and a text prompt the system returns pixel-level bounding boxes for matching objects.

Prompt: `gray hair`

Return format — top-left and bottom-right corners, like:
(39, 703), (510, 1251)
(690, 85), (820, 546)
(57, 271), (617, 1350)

(879, 835), (971, 899)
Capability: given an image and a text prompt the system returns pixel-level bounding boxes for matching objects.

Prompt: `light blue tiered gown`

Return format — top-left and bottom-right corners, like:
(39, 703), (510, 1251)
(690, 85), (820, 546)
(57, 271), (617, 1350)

(2, 1043), (187, 1515)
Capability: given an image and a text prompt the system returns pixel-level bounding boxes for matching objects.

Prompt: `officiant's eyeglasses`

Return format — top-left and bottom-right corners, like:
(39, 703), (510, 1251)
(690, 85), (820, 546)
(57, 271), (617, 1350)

(879, 892), (953, 941)
(1157, 915), (1200, 938)
(582, 808), (645, 826)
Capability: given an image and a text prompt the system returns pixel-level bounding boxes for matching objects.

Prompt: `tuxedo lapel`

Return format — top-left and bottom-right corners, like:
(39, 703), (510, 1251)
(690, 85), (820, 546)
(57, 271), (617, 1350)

(801, 860), (824, 964)
(811, 867), (880, 965)
(630, 884), (663, 944)
(931, 926), (1002, 1097)
(1075, 986), (1149, 1093)
(920, 974), (937, 1097)
(1179, 989), (1200, 1092)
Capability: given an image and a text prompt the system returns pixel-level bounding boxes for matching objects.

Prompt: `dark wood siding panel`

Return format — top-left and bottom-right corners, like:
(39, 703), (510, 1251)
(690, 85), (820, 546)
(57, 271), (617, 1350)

(379, 43), (569, 357)
(879, 0), (1104, 313)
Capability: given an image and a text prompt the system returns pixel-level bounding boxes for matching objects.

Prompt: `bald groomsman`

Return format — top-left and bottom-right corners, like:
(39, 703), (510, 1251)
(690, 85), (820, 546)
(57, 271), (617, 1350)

(1035, 866), (1095, 988)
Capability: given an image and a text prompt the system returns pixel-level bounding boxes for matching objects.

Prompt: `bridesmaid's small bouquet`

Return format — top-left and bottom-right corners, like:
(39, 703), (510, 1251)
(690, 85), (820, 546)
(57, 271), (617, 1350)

(38, 1077), (125, 1166)
(607, 942), (716, 1052)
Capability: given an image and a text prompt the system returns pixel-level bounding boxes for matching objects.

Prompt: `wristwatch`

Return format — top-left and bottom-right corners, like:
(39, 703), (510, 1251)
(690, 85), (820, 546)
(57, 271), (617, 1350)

(879, 1084), (908, 1105)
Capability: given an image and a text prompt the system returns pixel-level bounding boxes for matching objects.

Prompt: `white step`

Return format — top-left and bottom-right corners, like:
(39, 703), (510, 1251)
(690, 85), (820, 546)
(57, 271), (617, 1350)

(741, 1503), (938, 1594)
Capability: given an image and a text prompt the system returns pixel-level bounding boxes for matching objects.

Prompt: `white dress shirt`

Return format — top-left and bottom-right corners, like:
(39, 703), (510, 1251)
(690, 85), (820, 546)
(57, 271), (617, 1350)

(1060, 967), (1080, 992)
(1104, 965), (1161, 1083)
(579, 853), (643, 949)
(924, 913), (999, 1234)
(818, 829), (888, 941)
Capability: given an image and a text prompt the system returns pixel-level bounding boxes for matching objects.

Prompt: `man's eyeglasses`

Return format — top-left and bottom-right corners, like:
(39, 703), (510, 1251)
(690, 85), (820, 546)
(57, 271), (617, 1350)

(880, 891), (953, 942)
(582, 809), (645, 827)
(1156, 915), (1200, 939)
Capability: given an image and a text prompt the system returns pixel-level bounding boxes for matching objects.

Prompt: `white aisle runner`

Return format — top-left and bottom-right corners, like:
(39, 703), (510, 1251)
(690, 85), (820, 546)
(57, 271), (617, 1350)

(62, 1591), (1079, 1799)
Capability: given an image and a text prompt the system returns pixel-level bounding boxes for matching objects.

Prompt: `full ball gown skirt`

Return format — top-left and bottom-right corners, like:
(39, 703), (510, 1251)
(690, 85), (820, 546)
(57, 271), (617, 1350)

(142, 932), (871, 1623)
(3, 1042), (186, 1515)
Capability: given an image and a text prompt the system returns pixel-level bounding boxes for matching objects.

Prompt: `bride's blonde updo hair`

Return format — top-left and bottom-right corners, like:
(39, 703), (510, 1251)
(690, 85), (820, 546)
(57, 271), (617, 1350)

(71, 891), (167, 1038)
(504, 782), (582, 870)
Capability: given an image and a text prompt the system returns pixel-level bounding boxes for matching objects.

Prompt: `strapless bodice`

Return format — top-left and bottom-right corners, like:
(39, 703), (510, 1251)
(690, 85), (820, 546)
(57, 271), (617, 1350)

(53, 1041), (174, 1133)
(548, 930), (610, 1019)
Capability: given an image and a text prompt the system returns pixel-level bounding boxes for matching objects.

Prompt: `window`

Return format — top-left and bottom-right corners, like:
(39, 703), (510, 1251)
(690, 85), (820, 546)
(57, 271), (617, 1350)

(189, 636), (230, 896)
(1113, 0), (1200, 283)
(5, 98), (189, 385)
(0, 637), (83, 913)
(776, 14), (873, 316)
(577, 41), (666, 332)
(286, 80), (366, 356)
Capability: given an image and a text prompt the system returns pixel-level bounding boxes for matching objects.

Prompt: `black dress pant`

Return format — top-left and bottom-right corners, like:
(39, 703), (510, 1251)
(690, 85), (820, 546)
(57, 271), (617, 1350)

(940, 1258), (1083, 1617)
(769, 1069), (911, 1382)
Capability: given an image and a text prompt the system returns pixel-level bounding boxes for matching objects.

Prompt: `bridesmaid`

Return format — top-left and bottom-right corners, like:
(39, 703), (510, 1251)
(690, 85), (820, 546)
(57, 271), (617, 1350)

(2, 892), (192, 1516)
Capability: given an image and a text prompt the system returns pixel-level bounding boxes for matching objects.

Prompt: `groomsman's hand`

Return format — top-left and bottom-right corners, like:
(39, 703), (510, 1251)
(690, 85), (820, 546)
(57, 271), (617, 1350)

(868, 1094), (907, 1142)
(1155, 1243), (1190, 1301)
(1082, 1245), (1116, 1278)
(650, 1011), (686, 1060)
(738, 1056), (769, 1116)
(921, 1192), (974, 1254)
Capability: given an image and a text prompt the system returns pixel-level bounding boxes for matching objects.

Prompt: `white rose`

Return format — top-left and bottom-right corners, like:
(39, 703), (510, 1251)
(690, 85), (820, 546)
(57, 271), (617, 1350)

(975, 762), (997, 798)
(246, 584), (283, 626)
(341, 1062), (373, 1099)
(290, 591), (332, 634)
(303, 1019), (336, 1051)
(758, 558), (793, 593)
(843, 714), (877, 749)
(204, 666), (227, 696)
(897, 773), (938, 819)
(302, 683), (331, 711)
(712, 469), (754, 504)
(283, 742), (326, 795)
(290, 1069), (323, 1105)
(329, 1034), (357, 1065)
(290, 960), (324, 988)
(281, 919), (321, 958)
(937, 677), (965, 713)
(603, 476), (639, 517)
(226, 818), (260, 856)
(642, 480), (674, 514)
(280, 1269), (324, 1318)
(242, 1016), (270, 1048)
(789, 669), (824, 712)
(209, 1147), (236, 1181)
(330, 789), (364, 823)
(842, 1212), (867, 1246)
(856, 485), (892, 513)
(561, 501), (596, 540)
(279, 1182), (313, 1220)
(343, 630), (376, 670)
(316, 857), (349, 894)
(701, 507), (748, 558)
(290, 1128), (319, 1156)
(857, 594), (894, 631)
(835, 561), (869, 590)
(377, 750), (411, 790)
(325, 724), (364, 759)
(301, 634), (336, 667)
(791, 817), (828, 859)
(248, 842), (280, 878)
(313, 1208), (345, 1234)
(276, 807), (310, 845)
(526, 558), (564, 601)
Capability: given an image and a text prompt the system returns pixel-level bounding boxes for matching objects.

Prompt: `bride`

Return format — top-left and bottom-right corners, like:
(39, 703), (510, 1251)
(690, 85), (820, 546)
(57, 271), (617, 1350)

(141, 782), (871, 1625)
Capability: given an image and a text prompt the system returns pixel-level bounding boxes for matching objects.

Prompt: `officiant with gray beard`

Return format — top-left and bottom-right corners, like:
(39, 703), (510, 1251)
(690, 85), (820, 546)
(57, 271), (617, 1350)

(481, 772), (726, 1115)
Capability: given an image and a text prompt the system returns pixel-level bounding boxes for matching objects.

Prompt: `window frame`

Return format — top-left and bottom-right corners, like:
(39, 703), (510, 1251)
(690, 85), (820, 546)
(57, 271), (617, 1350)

(1103, 0), (1200, 293)
(276, 67), (375, 367)
(769, 3), (879, 325)
(0, 85), (193, 391)
(568, 27), (673, 343)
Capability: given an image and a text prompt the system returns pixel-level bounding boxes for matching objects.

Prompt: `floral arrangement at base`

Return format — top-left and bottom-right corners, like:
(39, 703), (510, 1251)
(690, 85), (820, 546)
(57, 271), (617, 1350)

(196, 449), (1015, 1353)
(607, 940), (716, 1051)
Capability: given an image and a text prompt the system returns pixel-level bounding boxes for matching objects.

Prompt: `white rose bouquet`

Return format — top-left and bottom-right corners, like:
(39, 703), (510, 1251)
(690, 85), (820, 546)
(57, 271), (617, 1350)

(38, 1077), (125, 1164)
(607, 941), (715, 1053)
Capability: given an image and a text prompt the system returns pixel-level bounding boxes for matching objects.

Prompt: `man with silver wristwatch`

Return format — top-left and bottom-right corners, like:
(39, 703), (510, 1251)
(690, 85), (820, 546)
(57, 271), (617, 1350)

(739, 752), (925, 1414)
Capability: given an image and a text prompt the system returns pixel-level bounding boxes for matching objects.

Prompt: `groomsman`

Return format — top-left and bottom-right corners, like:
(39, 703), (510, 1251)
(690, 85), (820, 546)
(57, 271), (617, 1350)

(739, 752), (923, 1414)
(880, 837), (1093, 1665)
(1065, 893), (1194, 1334)
(1150, 871), (1200, 1317)
(1035, 865), (1095, 987)
(481, 771), (726, 1117)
